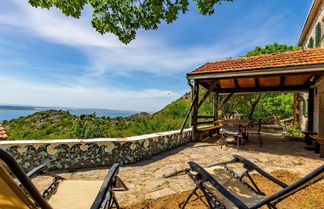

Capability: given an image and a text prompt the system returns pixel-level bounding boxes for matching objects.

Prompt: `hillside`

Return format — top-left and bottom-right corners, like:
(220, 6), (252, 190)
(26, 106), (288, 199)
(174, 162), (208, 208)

(2, 90), (295, 140)
(2, 94), (194, 140)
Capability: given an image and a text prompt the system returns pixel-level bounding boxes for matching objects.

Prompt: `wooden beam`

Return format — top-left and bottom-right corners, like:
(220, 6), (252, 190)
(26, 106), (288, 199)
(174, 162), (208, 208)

(234, 79), (239, 88)
(197, 121), (214, 125)
(313, 74), (322, 83)
(213, 92), (219, 121)
(197, 115), (215, 119)
(180, 94), (198, 134)
(214, 85), (308, 94)
(197, 82), (217, 109)
(280, 76), (285, 87)
(192, 80), (199, 140)
(255, 77), (259, 88)
(188, 71), (324, 81)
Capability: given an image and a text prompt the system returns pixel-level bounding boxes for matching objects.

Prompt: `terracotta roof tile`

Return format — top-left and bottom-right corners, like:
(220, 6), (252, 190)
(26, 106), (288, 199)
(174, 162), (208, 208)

(188, 48), (324, 76)
(0, 124), (7, 140)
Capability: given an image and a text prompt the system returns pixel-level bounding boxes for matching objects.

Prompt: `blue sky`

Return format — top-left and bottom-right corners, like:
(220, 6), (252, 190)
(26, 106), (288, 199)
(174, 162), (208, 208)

(0, 0), (311, 112)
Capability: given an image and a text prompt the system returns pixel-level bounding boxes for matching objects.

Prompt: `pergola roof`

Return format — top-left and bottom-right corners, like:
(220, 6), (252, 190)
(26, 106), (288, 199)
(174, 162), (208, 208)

(187, 48), (324, 94)
(188, 48), (324, 76)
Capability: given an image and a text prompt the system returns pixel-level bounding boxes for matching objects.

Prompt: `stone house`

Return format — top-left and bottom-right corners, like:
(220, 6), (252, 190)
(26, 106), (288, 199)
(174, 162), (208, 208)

(298, 0), (324, 135)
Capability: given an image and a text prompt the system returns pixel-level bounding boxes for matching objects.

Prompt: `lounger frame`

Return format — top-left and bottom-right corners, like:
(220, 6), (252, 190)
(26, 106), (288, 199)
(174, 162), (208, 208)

(0, 148), (127, 209)
(166, 154), (324, 209)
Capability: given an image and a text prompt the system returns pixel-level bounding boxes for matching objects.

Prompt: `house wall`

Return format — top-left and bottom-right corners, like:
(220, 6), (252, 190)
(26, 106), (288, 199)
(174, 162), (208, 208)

(299, 76), (324, 135)
(300, 0), (324, 132)
(0, 129), (192, 171)
(302, 0), (324, 49)
(314, 76), (324, 136)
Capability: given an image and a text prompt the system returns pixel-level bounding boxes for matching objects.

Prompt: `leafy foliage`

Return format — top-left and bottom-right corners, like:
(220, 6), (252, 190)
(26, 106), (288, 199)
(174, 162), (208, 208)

(286, 124), (303, 137)
(217, 93), (293, 120)
(244, 43), (300, 57)
(3, 110), (76, 140)
(28, 0), (235, 44)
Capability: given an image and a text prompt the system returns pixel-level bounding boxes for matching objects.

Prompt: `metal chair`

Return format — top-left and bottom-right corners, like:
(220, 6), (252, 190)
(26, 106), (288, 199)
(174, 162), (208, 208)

(0, 148), (127, 209)
(166, 155), (324, 209)
(220, 124), (244, 151)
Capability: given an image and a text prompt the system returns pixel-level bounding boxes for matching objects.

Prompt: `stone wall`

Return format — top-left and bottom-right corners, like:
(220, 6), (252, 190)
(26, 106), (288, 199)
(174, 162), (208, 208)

(0, 129), (192, 171)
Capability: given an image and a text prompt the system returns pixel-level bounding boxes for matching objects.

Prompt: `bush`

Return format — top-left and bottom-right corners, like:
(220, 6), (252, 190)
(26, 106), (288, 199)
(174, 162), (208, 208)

(286, 124), (303, 137)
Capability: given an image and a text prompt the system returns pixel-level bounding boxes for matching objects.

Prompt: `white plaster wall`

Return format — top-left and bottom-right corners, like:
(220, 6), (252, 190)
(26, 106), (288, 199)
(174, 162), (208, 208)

(302, 0), (324, 48)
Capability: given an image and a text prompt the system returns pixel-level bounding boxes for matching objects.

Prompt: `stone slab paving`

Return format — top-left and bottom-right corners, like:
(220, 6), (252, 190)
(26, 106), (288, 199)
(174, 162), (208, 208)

(33, 135), (324, 206)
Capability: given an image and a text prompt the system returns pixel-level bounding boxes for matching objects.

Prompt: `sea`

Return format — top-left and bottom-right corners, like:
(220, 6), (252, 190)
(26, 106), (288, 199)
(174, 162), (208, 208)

(0, 105), (138, 121)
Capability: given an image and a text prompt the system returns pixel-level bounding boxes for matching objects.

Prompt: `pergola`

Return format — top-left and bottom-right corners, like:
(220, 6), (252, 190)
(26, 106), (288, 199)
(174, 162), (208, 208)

(184, 48), (324, 140)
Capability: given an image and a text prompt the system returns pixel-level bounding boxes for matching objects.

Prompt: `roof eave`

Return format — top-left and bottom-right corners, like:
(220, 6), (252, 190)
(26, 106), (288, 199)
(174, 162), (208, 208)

(298, 0), (322, 46)
(186, 64), (324, 80)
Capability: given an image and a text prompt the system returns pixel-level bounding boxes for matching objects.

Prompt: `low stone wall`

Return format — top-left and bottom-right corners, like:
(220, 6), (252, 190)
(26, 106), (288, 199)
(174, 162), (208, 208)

(0, 129), (192, 171)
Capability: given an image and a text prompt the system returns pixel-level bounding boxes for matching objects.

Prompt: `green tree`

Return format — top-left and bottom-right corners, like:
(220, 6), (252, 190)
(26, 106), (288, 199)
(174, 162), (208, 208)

(28, 0), (235, 44)
(245, 42), (300, 57)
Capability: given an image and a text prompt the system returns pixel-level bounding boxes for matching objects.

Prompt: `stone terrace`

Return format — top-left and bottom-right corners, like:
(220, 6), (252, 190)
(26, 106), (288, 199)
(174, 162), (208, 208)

(33, 135), (324, 206)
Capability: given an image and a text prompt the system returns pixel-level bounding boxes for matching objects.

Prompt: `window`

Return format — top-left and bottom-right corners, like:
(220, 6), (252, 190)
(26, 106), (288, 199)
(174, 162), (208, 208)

(302, 100), (308, 116)
(315, 22), (322, 47)
(308, 37), (314, 48)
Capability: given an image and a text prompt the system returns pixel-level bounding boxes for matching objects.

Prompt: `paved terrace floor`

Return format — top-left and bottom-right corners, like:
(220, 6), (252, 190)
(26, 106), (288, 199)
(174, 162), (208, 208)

(33, 135), (324, 206)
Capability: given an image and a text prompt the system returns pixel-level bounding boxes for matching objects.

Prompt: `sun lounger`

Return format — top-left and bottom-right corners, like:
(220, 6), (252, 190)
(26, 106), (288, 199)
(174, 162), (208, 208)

(0, 148), (127, 209)
(165, 155), (323, 209)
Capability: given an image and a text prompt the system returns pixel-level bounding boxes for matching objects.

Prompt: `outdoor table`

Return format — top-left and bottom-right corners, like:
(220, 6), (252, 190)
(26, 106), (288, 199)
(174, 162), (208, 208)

(310, 135), (324, 158)
(302, 131), (317, 145)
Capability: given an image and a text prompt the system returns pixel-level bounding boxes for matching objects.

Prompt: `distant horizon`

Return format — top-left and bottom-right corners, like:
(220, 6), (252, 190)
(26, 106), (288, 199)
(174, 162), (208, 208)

(0, 103), (145, 113)
(0, 104), (150, 121)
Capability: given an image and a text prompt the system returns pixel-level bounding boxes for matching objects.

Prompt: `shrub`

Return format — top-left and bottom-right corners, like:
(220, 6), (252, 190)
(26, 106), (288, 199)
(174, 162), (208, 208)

(286, 124), (303, 137)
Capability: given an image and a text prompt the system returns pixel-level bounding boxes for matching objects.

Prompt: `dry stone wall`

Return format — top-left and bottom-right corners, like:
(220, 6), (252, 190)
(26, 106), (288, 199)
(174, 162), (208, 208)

(0, 129), (192, 171)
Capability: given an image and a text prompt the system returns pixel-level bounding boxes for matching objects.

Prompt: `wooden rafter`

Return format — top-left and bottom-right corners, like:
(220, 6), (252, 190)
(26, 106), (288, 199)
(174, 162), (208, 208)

(234, 79), (239, 88)
(280, 76), (285, 87)
(255, 77), (260, 88)
(197, 115), (214, 119)
(214, 85), (308, 94)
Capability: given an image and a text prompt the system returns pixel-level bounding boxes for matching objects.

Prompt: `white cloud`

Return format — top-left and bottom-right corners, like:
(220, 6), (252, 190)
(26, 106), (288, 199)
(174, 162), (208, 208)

(0, 75), (178, 112)
(0, 0), (274, 77)
(0, 0), (289, 111)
